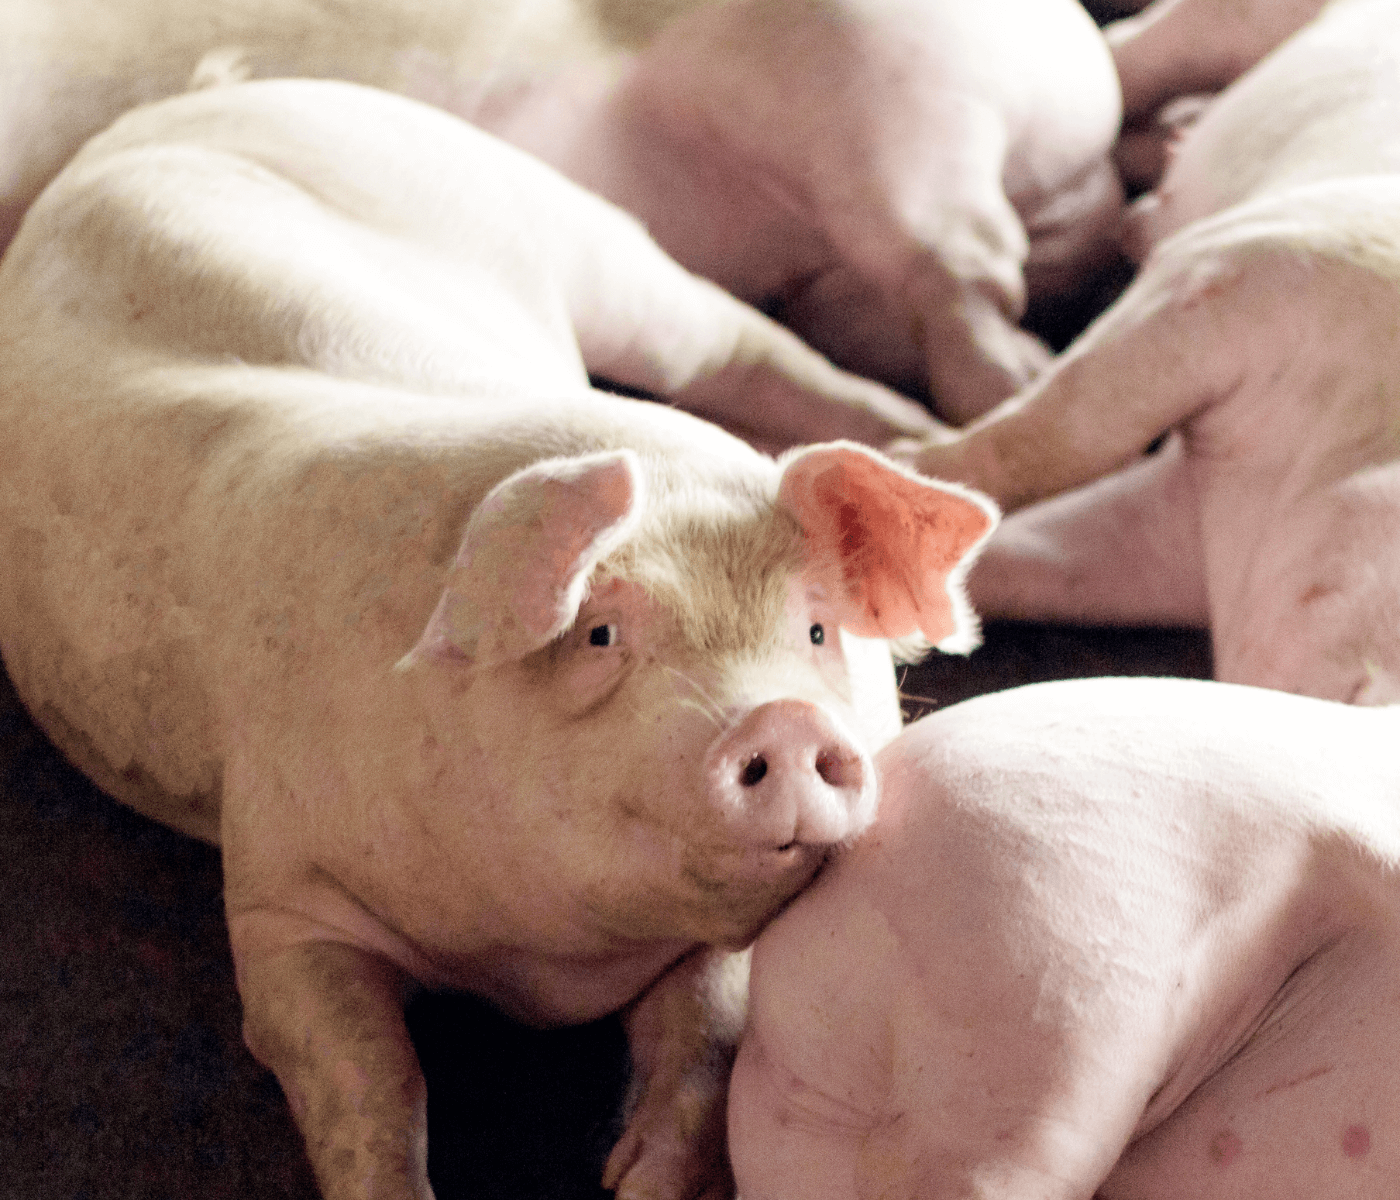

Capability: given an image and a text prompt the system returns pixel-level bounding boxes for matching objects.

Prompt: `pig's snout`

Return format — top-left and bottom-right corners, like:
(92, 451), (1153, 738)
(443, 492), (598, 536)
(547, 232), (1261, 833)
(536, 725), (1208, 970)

(706, 700), (878, 849)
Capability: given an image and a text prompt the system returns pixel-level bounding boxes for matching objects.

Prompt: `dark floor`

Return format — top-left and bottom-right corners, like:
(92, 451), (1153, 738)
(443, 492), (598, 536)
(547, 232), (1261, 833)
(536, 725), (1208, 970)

(0, 620), (1209, 1200)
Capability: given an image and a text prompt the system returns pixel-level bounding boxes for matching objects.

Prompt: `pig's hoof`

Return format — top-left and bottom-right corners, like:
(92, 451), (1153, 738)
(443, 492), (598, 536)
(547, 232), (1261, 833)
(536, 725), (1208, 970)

(601, 1084), (733, 1200)
(883, 421), (962, 470)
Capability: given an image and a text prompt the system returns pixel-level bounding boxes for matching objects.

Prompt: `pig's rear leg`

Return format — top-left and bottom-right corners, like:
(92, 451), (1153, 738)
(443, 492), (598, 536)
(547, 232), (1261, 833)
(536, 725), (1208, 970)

(1107, 0), (1332, 127)
(968, 433), (1209, 628)
(1211, 472), (1400, 705)
(565, 212), (947, 451)
(1100, 924), (1400, 1199)
(792, 96), (1054, 427)
(778, 249), (1051, 429)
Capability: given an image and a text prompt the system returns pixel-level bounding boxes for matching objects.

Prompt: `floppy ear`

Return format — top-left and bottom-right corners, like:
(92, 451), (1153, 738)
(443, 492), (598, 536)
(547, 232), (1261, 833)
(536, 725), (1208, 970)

(399, 450), (643, 668)
(777, 442), (998, 652)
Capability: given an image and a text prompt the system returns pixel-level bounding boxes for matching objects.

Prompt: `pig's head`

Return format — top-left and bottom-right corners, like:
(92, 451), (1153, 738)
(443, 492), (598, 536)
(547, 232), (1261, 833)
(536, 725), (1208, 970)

(398, 442), (995, 961)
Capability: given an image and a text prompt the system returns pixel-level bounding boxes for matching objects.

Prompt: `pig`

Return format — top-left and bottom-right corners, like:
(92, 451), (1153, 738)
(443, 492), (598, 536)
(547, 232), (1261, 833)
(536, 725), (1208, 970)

(1106, 0), (1333, 191)
(1, 0), (1125, 427)
(529, 0), (1126, 422)
(893, 0), (1400, 704)
(730, 674), (1400, 1200)
(0, 77), (997, 1200)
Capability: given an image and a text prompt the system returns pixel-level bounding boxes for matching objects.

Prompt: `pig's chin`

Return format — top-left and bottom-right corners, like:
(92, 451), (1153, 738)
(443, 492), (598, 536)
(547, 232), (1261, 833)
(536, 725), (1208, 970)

(682, 841), (831, 947)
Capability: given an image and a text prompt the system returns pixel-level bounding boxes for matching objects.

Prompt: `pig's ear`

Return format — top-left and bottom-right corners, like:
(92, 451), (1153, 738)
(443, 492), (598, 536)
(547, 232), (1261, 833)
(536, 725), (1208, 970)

(399, 450), (644, 668)
(778, 443), (998, 653)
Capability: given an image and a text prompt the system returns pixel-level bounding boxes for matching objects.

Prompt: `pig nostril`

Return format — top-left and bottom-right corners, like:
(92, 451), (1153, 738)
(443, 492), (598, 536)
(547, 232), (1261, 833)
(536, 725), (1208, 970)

(815, 748), (859, 789)
(740, 754), (769, 787)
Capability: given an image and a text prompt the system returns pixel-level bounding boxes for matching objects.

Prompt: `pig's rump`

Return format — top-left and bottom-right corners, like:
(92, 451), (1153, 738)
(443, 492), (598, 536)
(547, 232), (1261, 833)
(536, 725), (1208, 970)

(729, 677), (1400, 1200)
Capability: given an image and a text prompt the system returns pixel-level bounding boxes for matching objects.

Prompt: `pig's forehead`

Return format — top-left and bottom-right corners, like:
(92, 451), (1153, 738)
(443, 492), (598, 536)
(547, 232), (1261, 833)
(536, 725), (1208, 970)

(597, 485), (807, 655)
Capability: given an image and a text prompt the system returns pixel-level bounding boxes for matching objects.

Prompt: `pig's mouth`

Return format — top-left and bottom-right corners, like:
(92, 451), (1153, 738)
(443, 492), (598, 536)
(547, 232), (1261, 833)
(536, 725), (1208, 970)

(700, 837), (829, 878)
(679, 839), (832, 940)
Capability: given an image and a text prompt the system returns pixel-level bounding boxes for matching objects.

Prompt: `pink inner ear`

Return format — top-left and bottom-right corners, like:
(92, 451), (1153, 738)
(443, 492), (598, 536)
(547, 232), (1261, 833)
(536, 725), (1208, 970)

(778, 444), (997, 646)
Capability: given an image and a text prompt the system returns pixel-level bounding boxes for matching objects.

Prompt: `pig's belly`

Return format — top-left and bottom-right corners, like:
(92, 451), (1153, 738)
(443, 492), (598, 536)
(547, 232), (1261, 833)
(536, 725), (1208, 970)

(18, 676), (224, 846)
(1098, 926), (1400, 1199)
(0, 536), (224, 846)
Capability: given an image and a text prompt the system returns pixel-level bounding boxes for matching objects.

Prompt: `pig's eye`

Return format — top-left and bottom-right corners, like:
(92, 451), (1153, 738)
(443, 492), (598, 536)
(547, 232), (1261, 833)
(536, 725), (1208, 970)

(809, 623), (825, 646)
(589, 623), (619, 647)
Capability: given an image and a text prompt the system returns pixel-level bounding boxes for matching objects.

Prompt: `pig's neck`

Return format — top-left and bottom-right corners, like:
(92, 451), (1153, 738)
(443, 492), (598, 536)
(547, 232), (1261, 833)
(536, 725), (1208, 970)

(441, 940), (695, 1027)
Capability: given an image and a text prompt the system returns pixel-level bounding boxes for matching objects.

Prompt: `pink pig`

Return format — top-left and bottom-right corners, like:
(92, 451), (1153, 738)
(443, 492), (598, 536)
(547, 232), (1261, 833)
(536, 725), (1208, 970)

(0, 80), (995, 1199)
(1106, 0), (1333, 189)
(1, 0), (1123, 427)
(527, 0), (1126, 422)
(897, 0), (1400, 703)
(731, 675), (1400, 1200)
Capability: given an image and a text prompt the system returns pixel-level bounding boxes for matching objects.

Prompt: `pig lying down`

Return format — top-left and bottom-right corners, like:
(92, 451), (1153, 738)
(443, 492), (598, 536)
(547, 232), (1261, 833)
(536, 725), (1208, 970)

(899, 0), (1400, 703)
(732, 675), (1400, 1200)
(1106, 0), (1333, 191)
(0, 79), (996, 1199)
(552, 0), (1125, 421)
(2, 0), (1124, 425)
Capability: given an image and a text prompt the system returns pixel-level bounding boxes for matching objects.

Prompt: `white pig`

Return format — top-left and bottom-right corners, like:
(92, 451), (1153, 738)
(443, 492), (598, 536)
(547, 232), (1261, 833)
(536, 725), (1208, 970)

(1, 0), (1124, 426)
(896, 0), (1400, 704)
(730, 675), (1400, 1200)
(1106, 0), (1332, 190)
(533, 0), (1126, 422)
(0, 79), (996, 1199)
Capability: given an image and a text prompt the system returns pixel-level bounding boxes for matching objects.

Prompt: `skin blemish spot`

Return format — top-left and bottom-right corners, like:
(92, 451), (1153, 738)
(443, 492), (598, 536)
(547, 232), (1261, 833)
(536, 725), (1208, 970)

(1209, 1129), (1242, 1167)
(1342, 1124), (1371, 1158)
(1298, 583), (1341, 607)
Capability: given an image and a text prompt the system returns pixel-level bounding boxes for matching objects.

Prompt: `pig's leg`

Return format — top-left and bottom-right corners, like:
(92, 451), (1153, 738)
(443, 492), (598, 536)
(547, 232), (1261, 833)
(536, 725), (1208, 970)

(1106, 0), (1330, 191)
(603, 949), (749, 1200)
(236, 940), (433, 1200)
(968, 432), (1209, 626)
(1210, 471), (1400, 704)
(564, 213), (950, 452)
(789, 95), (1053, 427)
(891, 232), (1249, 512)
(1101, 923), (1400, 1198)
(579, 0), (1049, 427)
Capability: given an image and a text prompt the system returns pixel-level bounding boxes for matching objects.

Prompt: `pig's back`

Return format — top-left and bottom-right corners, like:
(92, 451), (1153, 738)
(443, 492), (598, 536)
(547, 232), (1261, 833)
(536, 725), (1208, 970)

(0, 79), (768, 842)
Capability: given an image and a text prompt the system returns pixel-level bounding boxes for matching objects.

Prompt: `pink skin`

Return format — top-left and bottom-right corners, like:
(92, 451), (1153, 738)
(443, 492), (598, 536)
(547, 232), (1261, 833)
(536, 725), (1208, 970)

(703, 699), (876, 848)
(0, 80), (997, 1200)
(730, 676), (1400, 1200)
(1106, 0), (1332, 190)
(522, 0), (1125, 424)
(1, 0), (1121, 429)
(895, 0), (1400, 704)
